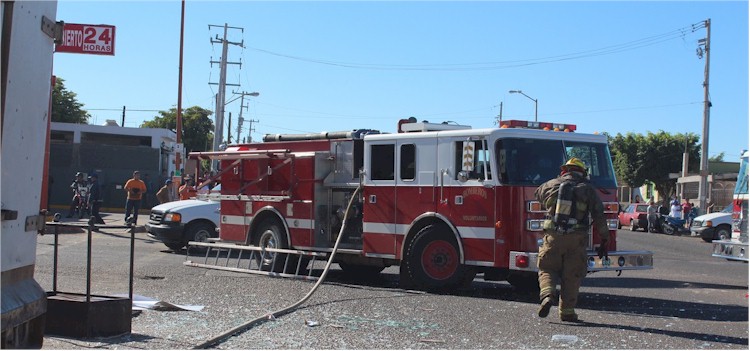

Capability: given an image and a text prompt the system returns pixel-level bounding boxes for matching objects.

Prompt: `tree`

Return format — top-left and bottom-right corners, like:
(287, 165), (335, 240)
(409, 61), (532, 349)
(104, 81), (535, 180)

(51, 77), (90, 123)
(610, 131), (700, 204)
(141, 106), (214, 154)
(709, 152), (725, 162)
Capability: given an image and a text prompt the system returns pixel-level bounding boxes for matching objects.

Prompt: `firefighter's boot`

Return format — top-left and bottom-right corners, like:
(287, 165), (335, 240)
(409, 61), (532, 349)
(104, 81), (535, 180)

(538, 296), (553, 318)
(560, 310), (580, 323)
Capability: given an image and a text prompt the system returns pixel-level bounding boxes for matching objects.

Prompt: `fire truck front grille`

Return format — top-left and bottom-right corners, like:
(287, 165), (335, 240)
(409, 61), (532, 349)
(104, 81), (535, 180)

(149, 211), (164, 224)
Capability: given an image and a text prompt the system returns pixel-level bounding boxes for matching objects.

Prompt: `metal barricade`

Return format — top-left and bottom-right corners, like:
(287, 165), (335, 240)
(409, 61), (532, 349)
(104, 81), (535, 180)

(43, 221), (135, 338)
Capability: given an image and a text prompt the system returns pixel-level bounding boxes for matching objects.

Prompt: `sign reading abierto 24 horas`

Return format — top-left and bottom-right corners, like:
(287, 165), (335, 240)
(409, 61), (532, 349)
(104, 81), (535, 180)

(55, 23), (115, 56)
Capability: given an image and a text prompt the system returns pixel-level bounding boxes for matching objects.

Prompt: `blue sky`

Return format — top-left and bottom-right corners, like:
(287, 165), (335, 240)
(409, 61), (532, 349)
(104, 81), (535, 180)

(54, 1), (748, 160)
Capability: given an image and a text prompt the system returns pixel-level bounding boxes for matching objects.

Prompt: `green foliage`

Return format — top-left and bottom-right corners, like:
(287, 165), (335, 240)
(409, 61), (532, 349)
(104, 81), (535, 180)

(610, 131), (700, 204)
(141, 106), (214, 153)
(51, 77), (90, 124)
(709, 152), (725, 162)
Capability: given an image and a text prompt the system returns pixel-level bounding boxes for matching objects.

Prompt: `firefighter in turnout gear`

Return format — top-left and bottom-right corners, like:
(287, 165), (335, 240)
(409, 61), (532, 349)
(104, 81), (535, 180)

(534, 157), (610, 322)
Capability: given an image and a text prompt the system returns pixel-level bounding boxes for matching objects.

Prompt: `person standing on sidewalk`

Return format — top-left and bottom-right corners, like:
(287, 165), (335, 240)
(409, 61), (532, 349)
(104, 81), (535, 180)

(123, 170), (147, 226)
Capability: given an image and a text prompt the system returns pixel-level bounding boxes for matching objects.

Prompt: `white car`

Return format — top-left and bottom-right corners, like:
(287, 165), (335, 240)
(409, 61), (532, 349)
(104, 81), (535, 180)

(145, 185), (220, 251)
(691, 205), (733, 243)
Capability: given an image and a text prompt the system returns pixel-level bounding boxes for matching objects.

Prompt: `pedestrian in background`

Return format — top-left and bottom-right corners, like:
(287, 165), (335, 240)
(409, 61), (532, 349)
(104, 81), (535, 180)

(670, 199), (682, 218)
(123, 170), (147, 226)
(87, 173), (105, 224)
(142, 173), (154, 209)
(156, 179), (176, 204)
(647, 200), (658, 233)
(682, 200), (692, 228)
(534, 158), (610, 323)
(179, 177), (197, 200)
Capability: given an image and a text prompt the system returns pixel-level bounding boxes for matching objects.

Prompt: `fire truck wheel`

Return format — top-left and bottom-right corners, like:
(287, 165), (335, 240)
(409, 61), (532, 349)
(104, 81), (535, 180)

(405, 224), (467, 291)
(254, 219), (291, 273)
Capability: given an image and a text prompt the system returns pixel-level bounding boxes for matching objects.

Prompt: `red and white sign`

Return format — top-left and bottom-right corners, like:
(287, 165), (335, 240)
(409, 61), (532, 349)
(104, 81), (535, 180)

(55, 23), (115, 56)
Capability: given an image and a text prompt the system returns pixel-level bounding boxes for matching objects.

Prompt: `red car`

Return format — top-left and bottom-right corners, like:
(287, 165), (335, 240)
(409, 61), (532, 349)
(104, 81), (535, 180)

(618, 203), (649, 231)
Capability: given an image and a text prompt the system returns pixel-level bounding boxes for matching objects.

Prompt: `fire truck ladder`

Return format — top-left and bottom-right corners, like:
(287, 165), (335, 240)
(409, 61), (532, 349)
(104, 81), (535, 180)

(184, 242), (329, 280)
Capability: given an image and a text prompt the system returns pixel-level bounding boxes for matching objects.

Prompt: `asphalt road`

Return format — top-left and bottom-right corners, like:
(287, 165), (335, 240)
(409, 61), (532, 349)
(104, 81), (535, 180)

(36, 214), (748, 349)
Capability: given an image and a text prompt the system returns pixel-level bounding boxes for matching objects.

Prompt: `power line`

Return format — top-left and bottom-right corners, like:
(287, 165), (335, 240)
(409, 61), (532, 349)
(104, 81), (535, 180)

(246, 21), (706, 71)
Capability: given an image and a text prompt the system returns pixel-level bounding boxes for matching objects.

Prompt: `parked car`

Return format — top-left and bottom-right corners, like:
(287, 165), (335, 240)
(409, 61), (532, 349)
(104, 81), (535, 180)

(145, 185), (220, 251)
(691, 204), (733, 243)
(618, 203), (649, 231)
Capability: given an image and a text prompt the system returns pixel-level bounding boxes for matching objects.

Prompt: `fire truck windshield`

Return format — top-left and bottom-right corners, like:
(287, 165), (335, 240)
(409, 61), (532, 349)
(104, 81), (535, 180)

(495, 138), (617, 188)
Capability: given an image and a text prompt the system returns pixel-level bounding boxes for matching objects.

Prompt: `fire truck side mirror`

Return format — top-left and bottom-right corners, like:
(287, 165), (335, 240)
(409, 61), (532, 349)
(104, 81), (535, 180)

(457, 170), (469, 183)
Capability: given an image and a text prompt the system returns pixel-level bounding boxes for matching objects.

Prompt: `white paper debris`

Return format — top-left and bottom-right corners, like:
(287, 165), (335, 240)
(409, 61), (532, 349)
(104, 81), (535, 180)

(112, 294), (204, 311)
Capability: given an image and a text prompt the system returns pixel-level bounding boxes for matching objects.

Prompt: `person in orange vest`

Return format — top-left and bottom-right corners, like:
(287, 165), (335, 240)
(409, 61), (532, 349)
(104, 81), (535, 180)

(179, 177), (197, 200)
(123, 170), (147, 226)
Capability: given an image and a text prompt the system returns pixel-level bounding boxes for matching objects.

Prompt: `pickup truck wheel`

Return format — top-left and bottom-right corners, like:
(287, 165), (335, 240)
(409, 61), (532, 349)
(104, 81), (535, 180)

(404, 224), (467, 291)
(716, 226), (731, 241)
(186, 222), (216, 253)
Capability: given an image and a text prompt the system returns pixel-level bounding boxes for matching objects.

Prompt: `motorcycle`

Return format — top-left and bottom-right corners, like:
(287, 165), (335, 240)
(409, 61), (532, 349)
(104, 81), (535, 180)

(657, 214), (686, 235)
(73, 186), (89, 219)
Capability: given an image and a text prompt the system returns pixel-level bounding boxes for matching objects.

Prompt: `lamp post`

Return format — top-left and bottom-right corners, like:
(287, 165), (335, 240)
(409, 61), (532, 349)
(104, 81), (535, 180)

(509, 90), (538, 122)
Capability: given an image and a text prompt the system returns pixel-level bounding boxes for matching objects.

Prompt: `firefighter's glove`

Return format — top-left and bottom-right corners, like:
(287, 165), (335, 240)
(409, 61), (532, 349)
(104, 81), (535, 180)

(597, 240), (609, 259)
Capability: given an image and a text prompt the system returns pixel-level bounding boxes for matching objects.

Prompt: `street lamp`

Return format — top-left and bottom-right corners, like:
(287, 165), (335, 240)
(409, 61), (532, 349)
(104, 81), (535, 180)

(509, 90), (538, 122)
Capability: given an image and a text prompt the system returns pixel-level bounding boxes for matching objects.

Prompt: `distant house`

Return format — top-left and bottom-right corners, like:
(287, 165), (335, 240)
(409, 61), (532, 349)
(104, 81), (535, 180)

(48, 121), (177, 212)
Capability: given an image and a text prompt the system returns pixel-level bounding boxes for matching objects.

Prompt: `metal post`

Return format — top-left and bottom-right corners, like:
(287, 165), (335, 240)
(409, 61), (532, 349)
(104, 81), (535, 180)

(129, 224), (135, 302)
(53, 224), (59, 293)
(121, 106), (125, 127)
(86, 224), (92, 304)
(175, 0), (185, 176)
(698, 18), (711, 212)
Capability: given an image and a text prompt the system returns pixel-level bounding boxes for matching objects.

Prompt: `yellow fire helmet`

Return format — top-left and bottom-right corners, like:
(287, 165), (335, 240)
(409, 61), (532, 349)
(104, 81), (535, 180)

(560, 157), (587, 172)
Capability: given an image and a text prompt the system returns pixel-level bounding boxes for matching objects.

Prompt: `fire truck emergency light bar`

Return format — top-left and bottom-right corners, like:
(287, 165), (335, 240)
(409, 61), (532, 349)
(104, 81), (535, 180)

(500, 120), (576, 132)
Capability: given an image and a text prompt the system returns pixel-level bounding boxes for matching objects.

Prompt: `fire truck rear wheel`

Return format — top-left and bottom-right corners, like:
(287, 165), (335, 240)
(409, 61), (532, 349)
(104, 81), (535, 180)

(405, 224), (467, 291)
(254, 219), (294, 273)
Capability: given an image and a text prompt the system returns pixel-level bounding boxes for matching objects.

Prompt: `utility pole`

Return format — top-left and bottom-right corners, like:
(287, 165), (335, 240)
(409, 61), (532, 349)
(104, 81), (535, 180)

(227, 112), (232, 144)
(497, 101), (503, 124)
(247, 118), (259, 143)
(232, 91), (259, 143)
(208, 23), (243, 170)
(697, 18), (711, 213)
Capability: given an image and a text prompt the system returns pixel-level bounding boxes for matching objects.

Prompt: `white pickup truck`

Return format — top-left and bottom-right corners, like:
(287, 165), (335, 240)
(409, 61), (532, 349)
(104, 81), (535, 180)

(145, 186), (220, 251)
(691, 204), (733, 243)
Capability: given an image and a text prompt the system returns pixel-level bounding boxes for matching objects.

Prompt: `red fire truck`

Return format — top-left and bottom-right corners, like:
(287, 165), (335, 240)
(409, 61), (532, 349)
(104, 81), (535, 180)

(189, 118), (653, 290)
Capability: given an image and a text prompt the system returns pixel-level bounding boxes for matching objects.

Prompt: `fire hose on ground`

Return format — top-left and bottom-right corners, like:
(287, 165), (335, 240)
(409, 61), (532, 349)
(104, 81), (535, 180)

(193, 185), (363, 349)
